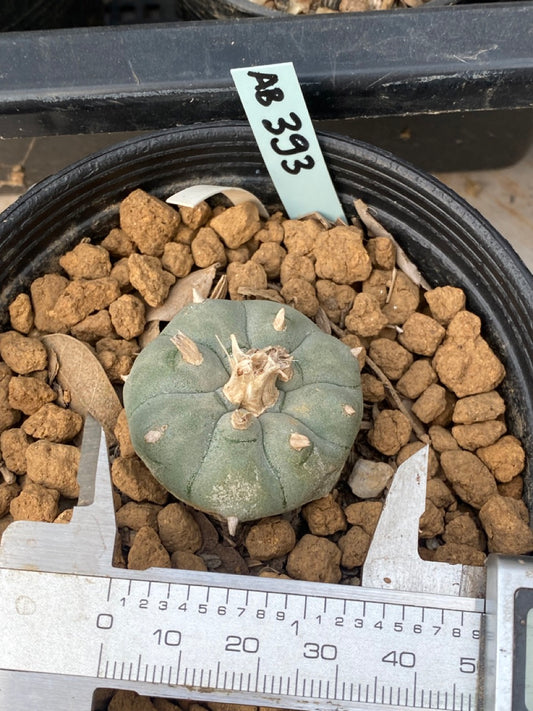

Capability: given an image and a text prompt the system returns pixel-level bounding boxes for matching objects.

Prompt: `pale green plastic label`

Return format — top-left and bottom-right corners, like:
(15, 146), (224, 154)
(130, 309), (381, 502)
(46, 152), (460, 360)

(231, 62), (346, 223)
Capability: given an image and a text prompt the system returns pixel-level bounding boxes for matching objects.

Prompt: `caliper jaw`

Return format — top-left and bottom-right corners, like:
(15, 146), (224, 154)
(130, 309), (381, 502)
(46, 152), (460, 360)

(362, 445), (486, 599)
(0, 419), (486, 593)
(0, 415), (117, 576)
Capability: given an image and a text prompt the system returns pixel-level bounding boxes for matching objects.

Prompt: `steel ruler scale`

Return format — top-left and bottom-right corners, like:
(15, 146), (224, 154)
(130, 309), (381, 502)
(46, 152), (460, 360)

(0, 417), (530, 711)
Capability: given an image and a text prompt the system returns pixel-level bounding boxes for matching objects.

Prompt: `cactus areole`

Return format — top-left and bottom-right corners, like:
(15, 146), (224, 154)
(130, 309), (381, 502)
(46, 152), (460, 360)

(124, 299), (363, 529)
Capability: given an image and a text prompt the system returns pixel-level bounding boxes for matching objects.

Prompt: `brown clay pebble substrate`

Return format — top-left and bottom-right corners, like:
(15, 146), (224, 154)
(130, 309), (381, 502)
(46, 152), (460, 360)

(0, 187), (530, 587)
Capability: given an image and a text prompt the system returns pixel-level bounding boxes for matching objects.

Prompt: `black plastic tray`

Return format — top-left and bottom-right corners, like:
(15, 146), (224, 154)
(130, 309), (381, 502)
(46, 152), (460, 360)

(0, 2), (532, 170)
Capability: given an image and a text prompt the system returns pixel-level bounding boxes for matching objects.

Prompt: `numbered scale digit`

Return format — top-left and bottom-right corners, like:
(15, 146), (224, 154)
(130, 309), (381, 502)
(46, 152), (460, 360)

(87, 575), (484, 710)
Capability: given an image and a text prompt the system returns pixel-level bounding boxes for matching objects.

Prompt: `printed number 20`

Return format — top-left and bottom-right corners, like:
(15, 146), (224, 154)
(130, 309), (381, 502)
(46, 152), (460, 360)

(225, 635), (260, 653)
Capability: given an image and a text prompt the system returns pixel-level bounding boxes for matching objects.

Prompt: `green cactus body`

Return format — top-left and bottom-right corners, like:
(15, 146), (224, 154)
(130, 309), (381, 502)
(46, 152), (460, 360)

(124, 299), (362, 525)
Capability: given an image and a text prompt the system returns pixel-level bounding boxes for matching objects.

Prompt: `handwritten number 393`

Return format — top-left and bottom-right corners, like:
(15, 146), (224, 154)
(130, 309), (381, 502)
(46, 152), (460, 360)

(247, 70), (316, 176)
(281, 154), (315, 175)
(262, 113), (302, 135)
(261, 113), (315, 175)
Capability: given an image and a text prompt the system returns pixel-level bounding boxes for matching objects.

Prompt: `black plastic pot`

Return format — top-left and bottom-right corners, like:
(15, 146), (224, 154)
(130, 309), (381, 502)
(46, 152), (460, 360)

(181, 0), (278, 18)
(180, 0), (485, 17)
(0, 122), (531, 504)
(104, 0), (184, 24)
(0, 0), (104, 31)
(2, 5), (532, 172)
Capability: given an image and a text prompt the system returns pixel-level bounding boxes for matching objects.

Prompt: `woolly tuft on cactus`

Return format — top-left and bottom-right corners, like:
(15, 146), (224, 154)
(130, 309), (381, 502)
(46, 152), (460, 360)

(124, 299), (363, 530)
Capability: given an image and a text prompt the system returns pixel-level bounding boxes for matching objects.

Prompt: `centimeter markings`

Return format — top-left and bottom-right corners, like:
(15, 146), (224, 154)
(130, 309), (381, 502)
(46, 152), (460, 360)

(94, 575), (482, 710)
(0, 568), (481, 710)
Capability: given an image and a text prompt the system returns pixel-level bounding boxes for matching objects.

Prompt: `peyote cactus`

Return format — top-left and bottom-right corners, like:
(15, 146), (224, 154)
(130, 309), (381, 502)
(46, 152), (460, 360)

(124, 299), (362, 532)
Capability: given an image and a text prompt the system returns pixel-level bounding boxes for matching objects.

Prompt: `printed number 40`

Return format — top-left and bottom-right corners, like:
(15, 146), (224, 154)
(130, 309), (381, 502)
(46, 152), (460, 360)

(381, 650), (416, 668)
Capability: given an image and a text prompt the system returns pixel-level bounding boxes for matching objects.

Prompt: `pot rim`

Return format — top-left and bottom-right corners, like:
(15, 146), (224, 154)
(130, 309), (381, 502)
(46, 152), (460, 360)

(0, 120), (529, 276)
(2, 121), (531, 296)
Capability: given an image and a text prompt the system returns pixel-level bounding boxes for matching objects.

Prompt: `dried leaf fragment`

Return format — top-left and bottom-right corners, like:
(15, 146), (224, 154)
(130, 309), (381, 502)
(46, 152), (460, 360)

(0, 464), (16, 484)
(210, 274), (228, 300)
(315, 306), (332, 335)
(192, 288), (205, 303)
(41, 334), (122, 442)
(146, 265), (217, 322)
(166, 184), (270, 219)
(139, 320), (161, 349)
(237, 287), (285, 303)
(354, 199), (431, 290)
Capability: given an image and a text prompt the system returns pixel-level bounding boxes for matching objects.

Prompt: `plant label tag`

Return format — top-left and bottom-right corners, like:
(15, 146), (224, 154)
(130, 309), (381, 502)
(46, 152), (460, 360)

(231, 62), (346, 223)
